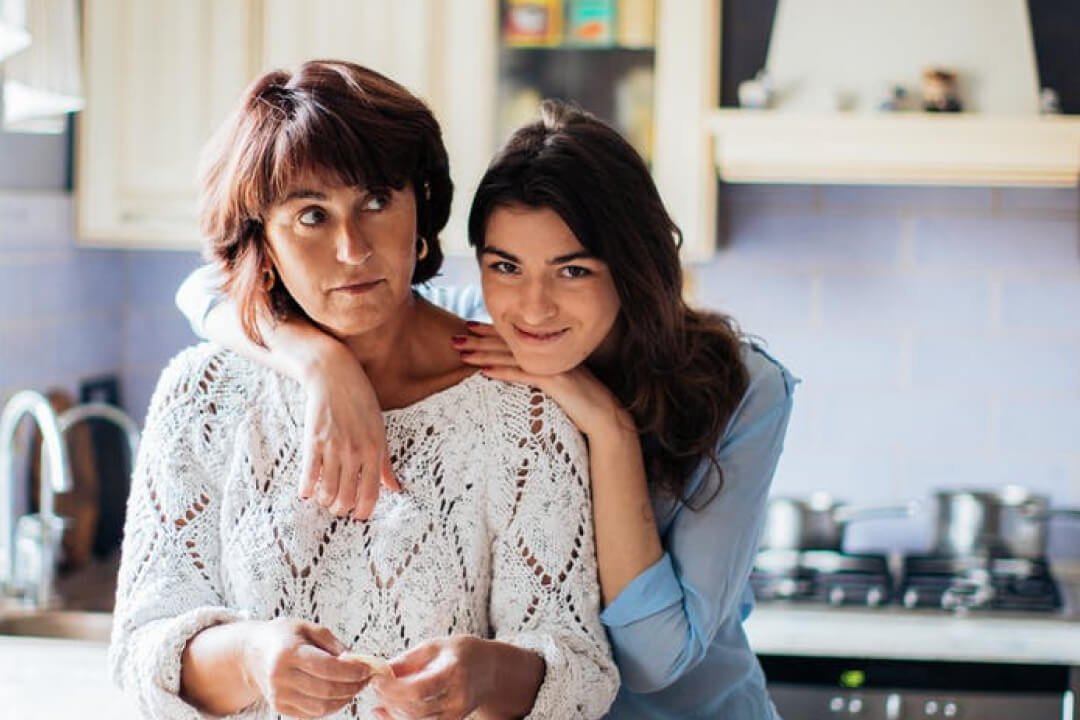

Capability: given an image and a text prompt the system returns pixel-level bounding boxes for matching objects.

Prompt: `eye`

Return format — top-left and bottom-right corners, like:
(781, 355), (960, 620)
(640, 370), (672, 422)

(559, 265), (593, 279)
(488, 260), (519, 275)
(363, 191), (390, 211)
(297, 207), (327, 227)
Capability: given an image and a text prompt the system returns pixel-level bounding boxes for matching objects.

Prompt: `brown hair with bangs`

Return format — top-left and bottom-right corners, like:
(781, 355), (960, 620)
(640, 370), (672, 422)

(198, 59), (453, 345)
(468, 101), (749, 504)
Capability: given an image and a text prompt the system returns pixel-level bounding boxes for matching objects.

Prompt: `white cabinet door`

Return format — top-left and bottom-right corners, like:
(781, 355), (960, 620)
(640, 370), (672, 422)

(77, 0), (718, 257)
(259, 0), (436, 107)
(77, 0), (260, 249)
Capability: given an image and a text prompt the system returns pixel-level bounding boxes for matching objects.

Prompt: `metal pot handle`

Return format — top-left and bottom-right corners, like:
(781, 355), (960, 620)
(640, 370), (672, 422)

(834, 499), (922, 525)
(1039, 507), (1080, 521)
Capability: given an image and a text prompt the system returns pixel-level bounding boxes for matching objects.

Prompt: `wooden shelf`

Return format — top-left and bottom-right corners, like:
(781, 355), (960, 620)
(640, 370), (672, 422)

(706, 110), (1080, 187)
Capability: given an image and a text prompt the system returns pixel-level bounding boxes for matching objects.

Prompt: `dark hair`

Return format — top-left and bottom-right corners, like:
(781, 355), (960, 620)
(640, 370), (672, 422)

(468, 100), (749, 503)
(199, 59), (452, 345)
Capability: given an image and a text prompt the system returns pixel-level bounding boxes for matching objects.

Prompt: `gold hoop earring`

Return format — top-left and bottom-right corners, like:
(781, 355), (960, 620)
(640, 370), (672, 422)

(263, 269), (276, 292)
(416, 236), (429, 261)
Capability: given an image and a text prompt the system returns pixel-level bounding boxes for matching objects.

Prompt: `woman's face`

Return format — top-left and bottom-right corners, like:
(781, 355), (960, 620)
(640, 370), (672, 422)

(480, 205), (621, 375)
(263, 172), (418, 339)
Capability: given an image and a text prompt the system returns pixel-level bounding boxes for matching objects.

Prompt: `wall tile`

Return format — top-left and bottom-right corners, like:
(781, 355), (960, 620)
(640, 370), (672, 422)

(722, 183), (819, 208)
(821, 185), (993, 213)
(692, 259), (816, 335)
(126, 250), (204, 305)
(997, 398), (1080, 454)
(1000, 277), (1080, 333)
(764, 328), (905, 389)
(726, 211), (905, 268)
(815, 387), (994, 453)
(912, 216), (1078, 271)
(996, 188), (1079, 215)
(819, 272), (990, 330)
(911, 334), (1080, 395)
(0, 193), (74, 250)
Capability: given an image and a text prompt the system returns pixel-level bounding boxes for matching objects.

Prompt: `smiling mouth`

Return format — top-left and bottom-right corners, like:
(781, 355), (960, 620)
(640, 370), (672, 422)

(513, 325), (569, 343)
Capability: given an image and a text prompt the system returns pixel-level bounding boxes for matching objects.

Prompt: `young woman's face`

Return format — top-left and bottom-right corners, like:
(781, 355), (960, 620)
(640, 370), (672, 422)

(480, 205), (621, 375)
(264, 172), (418, 339)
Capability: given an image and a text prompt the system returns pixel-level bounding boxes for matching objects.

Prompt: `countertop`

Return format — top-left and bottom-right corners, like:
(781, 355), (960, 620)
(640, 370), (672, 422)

(0, 635), (139, 720)
(745, 604), (1080, 665)
(746, 561), (1080, 665)
(2, 608), (1079, 718)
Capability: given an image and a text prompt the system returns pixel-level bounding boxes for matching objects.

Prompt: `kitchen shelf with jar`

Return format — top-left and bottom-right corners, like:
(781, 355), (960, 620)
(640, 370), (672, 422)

(706, 110), (1080, 188)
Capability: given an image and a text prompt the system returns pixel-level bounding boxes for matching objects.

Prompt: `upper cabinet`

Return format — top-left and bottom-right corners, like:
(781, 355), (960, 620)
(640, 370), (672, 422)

(76, 0), (721, 259)
(708, 0), (1080, 188)
(77, 0), (262, 248)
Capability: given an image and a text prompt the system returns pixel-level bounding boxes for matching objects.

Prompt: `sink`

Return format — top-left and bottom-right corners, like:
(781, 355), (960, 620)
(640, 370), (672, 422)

(0, 610), (113, 642)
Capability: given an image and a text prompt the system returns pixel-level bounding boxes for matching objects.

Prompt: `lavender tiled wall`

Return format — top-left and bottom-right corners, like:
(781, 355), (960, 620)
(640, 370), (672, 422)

(696, 185), (1080, 557)
(2, 184), (1078, 557)
(0, 192), (202, 423)
(0, 194), (127, 397)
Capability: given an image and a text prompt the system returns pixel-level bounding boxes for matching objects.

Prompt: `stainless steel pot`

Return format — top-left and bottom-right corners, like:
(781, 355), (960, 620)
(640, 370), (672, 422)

(931, 485), (1080, 559)
(761, 492), (916, 552)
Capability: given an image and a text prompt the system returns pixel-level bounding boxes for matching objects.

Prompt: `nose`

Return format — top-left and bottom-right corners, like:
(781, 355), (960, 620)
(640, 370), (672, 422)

(336, 217), (373, 265)
(519, 276), (558, 324)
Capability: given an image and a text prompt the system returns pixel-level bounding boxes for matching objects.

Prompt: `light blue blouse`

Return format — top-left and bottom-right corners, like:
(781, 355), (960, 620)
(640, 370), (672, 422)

(175, 272), (798, 719)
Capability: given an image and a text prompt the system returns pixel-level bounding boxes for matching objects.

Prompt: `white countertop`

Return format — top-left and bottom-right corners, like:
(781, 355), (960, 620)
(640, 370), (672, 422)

(746, 604), (1080, 666)
(0, 636), (139, 720)
(3, 605), (1079, 718)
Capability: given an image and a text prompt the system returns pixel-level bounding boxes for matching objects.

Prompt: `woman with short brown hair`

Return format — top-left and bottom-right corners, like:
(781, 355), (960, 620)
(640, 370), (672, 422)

(109, 60), (617, 720)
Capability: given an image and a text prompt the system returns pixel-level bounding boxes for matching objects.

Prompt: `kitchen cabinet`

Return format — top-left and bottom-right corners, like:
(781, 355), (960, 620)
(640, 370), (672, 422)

(707, 110), (1080, 187)
(436, 0), (720, 260)
(77, 0), (262, 249)
(708, 0), (1080, 188)
(76, 1), (721, 259)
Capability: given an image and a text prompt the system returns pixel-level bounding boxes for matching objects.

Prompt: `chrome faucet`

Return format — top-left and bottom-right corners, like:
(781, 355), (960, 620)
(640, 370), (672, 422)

(0, 390), (73, 608)
(58, 402), (141, 463)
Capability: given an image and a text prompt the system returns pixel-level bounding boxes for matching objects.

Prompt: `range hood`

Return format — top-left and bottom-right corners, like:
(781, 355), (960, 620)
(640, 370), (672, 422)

(708, 0), (1080, 187)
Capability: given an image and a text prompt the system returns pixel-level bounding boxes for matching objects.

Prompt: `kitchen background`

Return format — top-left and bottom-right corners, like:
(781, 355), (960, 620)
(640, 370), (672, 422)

(1, 0), (1079, 562)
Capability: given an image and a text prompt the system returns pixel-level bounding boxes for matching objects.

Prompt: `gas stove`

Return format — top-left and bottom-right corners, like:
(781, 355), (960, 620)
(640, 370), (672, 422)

(751, 549), (893, 607)
(899, 555), (1062, 612)
(751, 550), (1064, 612)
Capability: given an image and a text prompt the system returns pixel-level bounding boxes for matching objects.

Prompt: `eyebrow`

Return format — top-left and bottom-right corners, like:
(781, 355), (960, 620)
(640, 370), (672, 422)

(481, 246), (596, 265)
(280, 188), (329, 203)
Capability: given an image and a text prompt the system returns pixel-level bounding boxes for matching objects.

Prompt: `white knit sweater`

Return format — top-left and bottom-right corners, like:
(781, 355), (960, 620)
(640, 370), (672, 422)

(109, 344), (618, 719)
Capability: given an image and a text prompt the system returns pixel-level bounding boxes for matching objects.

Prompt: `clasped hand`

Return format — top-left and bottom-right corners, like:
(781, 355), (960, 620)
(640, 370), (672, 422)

(243, 621), (498, 720)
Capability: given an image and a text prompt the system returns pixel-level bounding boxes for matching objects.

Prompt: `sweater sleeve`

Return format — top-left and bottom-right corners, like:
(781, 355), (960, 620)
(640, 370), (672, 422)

(175, 264), (225, 340)
(485, 383), (619, 719)
(108, 347), (260, 719)
(599, 347), (798, 693)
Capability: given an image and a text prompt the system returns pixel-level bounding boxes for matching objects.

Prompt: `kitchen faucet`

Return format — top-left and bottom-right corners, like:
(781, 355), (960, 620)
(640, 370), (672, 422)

(58, 402), (141, 464)
(0, 390), (73, 608)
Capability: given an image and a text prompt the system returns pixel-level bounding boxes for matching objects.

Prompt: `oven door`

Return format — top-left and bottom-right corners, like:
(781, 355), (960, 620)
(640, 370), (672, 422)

(760, 655), (1075, 720)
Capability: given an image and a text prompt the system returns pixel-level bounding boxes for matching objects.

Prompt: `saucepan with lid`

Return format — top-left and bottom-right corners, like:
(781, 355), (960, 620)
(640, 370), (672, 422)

(760, 492), (918, 552)
(931, 485), (1080, 559)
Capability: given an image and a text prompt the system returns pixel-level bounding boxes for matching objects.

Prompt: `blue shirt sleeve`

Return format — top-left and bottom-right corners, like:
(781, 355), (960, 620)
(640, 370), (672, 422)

(415, 283), (490, 322)
(599, 345), (797, 693)
(175, 264), (225, 339)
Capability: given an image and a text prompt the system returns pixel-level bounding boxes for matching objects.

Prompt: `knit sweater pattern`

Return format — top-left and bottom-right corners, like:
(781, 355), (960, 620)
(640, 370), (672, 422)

(109, 344), (618, 719)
